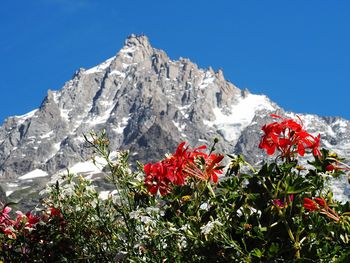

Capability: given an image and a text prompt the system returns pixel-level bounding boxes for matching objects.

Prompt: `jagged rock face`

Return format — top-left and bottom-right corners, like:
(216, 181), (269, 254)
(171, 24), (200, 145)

(1, 34), (350, 202)
(0, 186), (6, 204)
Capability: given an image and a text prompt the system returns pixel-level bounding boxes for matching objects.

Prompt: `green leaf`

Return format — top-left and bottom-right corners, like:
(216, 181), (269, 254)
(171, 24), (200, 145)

(286, 186), (312, 194)
(251, 248), (263, 258)
(268, 243), (280, 256)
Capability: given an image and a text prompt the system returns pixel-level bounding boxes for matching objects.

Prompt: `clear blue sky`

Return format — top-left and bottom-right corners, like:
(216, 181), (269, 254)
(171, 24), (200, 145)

(1, 1), (350, 123)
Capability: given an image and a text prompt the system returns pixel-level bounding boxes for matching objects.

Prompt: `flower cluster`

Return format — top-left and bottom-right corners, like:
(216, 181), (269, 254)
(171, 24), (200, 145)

(325, 160), (350, 173)
(144, 142), (224, 195)
(259, 114), (321, 159)
(1, 117), (349, 262)
(303, 197), (340, 222)
(0, 205), (41, 239)
(0, 203), (63, 242)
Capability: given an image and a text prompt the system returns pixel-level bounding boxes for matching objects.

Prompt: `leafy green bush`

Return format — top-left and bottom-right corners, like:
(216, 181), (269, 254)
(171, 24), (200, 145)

(1, 115), (350, 262)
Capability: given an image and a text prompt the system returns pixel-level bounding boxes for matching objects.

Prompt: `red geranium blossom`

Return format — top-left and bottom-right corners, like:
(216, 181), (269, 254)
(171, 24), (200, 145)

(259, 115), (321, 160)
(303, 198), (318, 211)
(326, 164), (335, 171)
(144, 162), (172, 196)
(315, 197), (326, 207)
(25, 212), (40, 228)
(50, 207), (62, 217)
(185, 153), (224, 183)
(0, 206), (12, 225)
(304, 197), (340, 222)
(144, 142), (224, 196)
(325, 160), (350, 173)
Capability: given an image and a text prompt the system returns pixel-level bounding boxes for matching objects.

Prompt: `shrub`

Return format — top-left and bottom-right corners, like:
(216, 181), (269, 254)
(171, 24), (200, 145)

(1, 115), (350, 262)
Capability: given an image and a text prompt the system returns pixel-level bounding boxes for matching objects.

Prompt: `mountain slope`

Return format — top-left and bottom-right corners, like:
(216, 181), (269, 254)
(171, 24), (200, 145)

(1, 34), (350, 203)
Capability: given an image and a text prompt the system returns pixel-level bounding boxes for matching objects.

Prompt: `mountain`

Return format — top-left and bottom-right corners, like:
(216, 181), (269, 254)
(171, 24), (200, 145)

(1, 34), (349, 207)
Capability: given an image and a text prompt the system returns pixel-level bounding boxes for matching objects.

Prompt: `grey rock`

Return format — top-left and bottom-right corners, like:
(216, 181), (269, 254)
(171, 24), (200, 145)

(0, 185), (6, 205)
(0, 34), (350, 206)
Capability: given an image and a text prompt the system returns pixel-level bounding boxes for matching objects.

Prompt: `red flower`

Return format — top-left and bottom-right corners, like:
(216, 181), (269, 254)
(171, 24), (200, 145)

(259, 115), (321, 159)
(326, 164), (335, 171)
(144, 142), (224, 195)
(303, 198), (318, 211)
(304, 197), (340, 222)
(185, 153), (224, 183)
(163, 142), (190, 185)
(273, 199), (284, 208)
(289, 194), (294, 202)
(312, 134), (322, 157)
(2, 227), (13, 235)
(325, 161), (350, 173)
(0, 206), (11, 224)
(203, 154), (224, 183)
(315, 197), (326, 207)
(25, 212), (40, 228)
(144, 162), (172, 196)
(272, 195), (294, 208)
(50, 207), (62, 217)
(2, 227), (16, 239)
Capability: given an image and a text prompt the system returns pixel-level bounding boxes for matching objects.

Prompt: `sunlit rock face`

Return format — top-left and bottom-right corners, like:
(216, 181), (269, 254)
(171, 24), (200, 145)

(1, 34), (349, 206)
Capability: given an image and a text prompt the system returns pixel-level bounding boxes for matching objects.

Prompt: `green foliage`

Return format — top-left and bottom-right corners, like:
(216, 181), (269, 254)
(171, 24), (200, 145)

(1, 129), (350, 262)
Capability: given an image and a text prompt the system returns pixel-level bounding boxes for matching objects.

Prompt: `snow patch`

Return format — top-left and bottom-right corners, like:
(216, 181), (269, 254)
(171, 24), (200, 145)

(113, 117), (130, 134)
(172, 120), (186, 133)
(19, 169), (48, 180)
(90, 105), (115, 125)
(85, 57), (115, 74)
(14, 109), (38, 125)
(178, 104), (191, 118)
(60, 108), (71, 121)
(199, 71), (215, 89)
(120, 46), (136, 54)
(44, 142), (61, 162)
(109, 70), (126, 78)
(6, 183), (19, 188)
(203, 94), (275, 142)
(68, 156), (107, 175)
(6, 191), (14, 197)
(69, 162), (101, 174)
(332, 119), (348, 133)
(52, 91), (61, 104)
(40, 131), (54, 139)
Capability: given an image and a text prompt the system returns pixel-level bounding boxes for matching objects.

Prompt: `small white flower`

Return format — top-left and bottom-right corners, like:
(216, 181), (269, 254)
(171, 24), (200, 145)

(146, 206), (160, 214)
(178, 236), (188, 249)
(129, 210), (142, 219)
(90, 199), (98, 208)
(85, 185), (96, 192)
(200, 220), (223, 235)
(200, 202), (209, 210)
(180, 224), (190, 231)
(250, 207), (262, 216)
(140, 215), (152, 224)
(61, 183), (75, 197)
(39, 187), (51, 196)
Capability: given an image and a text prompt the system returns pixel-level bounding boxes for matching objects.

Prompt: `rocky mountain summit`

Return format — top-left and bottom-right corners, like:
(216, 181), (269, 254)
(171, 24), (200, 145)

(1, 34), (350, 206)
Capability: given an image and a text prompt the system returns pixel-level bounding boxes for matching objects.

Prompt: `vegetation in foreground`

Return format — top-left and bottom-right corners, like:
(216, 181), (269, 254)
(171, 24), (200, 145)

(1, 114), (350, 262)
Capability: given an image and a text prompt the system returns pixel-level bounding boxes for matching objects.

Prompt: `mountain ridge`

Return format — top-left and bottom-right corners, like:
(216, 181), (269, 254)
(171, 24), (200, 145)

(1, 34), (349, 205)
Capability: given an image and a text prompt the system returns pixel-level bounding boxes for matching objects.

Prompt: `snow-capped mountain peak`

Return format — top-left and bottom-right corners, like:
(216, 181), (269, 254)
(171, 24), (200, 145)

(1, 34), (349, 206)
